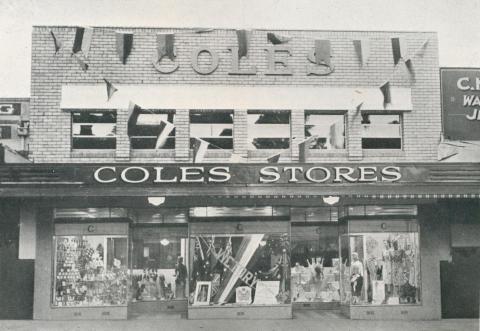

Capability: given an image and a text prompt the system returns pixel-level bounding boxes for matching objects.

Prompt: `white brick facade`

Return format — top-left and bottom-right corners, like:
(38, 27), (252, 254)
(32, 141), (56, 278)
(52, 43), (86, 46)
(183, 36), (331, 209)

(30, 27), (440, 163)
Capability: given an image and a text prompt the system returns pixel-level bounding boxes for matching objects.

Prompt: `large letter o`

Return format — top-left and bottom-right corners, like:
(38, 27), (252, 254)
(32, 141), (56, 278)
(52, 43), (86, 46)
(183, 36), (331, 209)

(191, 47), (219, 75)
(121, 167), (150, 184)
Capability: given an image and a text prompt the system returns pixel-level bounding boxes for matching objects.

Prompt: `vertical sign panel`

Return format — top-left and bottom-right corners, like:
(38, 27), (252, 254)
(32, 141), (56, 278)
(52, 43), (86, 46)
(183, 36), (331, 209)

(441, 68), (480, 140)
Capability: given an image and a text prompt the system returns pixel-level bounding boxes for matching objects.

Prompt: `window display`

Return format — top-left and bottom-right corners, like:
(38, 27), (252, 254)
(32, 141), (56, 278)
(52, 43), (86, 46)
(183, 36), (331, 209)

(131, 228), (188, 302)
(189, 233), (290, 306)
(290, 226), (340, 303)
(53, 235), (128, 307)
(340, 231), (420, 305)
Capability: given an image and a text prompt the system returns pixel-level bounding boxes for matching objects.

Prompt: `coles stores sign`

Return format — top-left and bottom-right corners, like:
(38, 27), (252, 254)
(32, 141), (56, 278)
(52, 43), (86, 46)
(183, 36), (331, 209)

(93, 165), (402, 184)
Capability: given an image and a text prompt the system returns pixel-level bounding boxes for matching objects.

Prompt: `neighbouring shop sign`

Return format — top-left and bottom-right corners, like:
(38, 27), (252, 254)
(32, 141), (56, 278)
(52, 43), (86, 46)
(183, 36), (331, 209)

(441, 68), (480, 140)
(0, 103), (21, 115)
(92, 165), (404, 185)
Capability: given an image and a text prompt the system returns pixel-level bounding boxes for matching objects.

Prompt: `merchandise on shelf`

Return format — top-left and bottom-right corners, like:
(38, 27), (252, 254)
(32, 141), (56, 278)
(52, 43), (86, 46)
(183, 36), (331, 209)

(53, 236), (128, 307)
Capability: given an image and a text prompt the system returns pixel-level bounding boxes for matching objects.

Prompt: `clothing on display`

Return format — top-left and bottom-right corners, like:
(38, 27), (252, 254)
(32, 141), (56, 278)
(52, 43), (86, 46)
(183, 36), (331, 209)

(340, 231), (421, 306)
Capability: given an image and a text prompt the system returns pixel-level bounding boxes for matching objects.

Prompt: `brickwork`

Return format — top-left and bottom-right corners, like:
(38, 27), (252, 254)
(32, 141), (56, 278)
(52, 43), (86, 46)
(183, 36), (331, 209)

(30, 27), (440, 163)
(174, 109), (189, 162)
(233, 109), (248, 158)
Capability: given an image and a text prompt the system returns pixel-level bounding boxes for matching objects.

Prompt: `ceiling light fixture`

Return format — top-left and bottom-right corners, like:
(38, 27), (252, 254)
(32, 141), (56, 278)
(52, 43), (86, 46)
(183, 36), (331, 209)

(323, 196), (340, 205)
(148, 196), (165, 206)
(160, 238), (170, 246)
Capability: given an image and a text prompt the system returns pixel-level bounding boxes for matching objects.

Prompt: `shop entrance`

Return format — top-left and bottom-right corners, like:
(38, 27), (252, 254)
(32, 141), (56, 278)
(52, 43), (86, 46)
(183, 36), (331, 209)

(129, 224), (189, 319)
(291, 224), (341, 310)
(440, 247), (480, 318)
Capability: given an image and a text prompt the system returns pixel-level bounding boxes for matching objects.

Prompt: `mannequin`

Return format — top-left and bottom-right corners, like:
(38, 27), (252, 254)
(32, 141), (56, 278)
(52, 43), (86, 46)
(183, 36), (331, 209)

(175, 256), (187, 299)
(391, 240), (405, 298)
(382, 240), (393, 302)
(404, 243), (416, 287)
(350, 252), (364, 304)
(365, 237), (379, 304)
(307, 258), (323, 300)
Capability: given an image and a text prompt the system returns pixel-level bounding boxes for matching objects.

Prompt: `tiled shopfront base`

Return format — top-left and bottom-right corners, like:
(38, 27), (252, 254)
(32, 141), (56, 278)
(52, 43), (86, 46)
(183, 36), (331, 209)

(43, 306), (127, 320)
(188, 305), (292, 319)
(128, 300), (187, 318)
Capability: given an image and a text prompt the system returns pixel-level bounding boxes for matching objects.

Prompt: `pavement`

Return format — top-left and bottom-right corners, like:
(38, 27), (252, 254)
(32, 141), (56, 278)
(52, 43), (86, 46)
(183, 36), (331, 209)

(0, 311), (478, 331)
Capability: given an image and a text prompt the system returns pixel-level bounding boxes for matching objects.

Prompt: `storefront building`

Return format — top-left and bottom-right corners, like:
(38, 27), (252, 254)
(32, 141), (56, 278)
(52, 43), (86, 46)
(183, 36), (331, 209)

(1, 27), (478, 320)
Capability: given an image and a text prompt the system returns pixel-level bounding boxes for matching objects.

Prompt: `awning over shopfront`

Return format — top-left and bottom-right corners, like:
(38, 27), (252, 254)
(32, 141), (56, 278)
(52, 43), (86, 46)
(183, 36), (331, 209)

(0, 163), (479, 198)
(60, 84), (413, 111)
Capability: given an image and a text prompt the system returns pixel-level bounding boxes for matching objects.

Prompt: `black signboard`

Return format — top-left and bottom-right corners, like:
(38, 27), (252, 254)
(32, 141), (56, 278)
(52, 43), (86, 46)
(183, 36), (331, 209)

(0, 103), (21, 116)
(441, 68), (480, 140)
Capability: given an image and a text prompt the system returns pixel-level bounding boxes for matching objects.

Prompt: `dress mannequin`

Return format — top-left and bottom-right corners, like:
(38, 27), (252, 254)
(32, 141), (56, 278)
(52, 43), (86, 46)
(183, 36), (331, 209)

(365, 237), (378, 304)
(405, 244), (416, 287)
(175, 256), (187, 299)
(391, 240), (405, 298)
(382, 240), (393, 302)
(307, 258), (323, 300)
(350, 252), (364, 304)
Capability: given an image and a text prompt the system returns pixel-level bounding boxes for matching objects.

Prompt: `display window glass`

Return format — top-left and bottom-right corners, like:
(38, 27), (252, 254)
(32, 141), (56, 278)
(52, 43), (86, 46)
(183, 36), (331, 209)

(52, 235), (128, 307)
(340, 231), (420, 305)
(189, 233), (290, 306)
(131, 228), (188, 302)
(290, 226), (340, 303)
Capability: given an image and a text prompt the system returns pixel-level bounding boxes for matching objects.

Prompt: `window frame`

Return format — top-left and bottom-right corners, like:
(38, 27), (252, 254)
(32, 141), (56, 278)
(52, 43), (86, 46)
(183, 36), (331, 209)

(360, 113), (403, 150)
(247, 109), (291, 151)
(129, 109), (176, 150)
(304, 110), (347, 151)
(70, 110), (117, 151)
(189, 110), (234, 150)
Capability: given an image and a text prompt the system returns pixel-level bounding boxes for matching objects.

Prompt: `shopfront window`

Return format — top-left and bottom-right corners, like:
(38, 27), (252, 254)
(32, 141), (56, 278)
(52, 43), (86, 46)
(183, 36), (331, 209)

(0, 125), (12, 139)
(130, 110), (175, 149)
(291, 226), (340, 303)
(305, 112), (345, 149)
(361, 114), (402, 149)
(340, 231), (420, 305)
(189, 110), (233, 149)
(189, 233), (290, 306)
(247, 110), (290, 149)
(131, 227), (188, 301)
(71, 111), (116, 149)
(52, 235), (128, 307)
